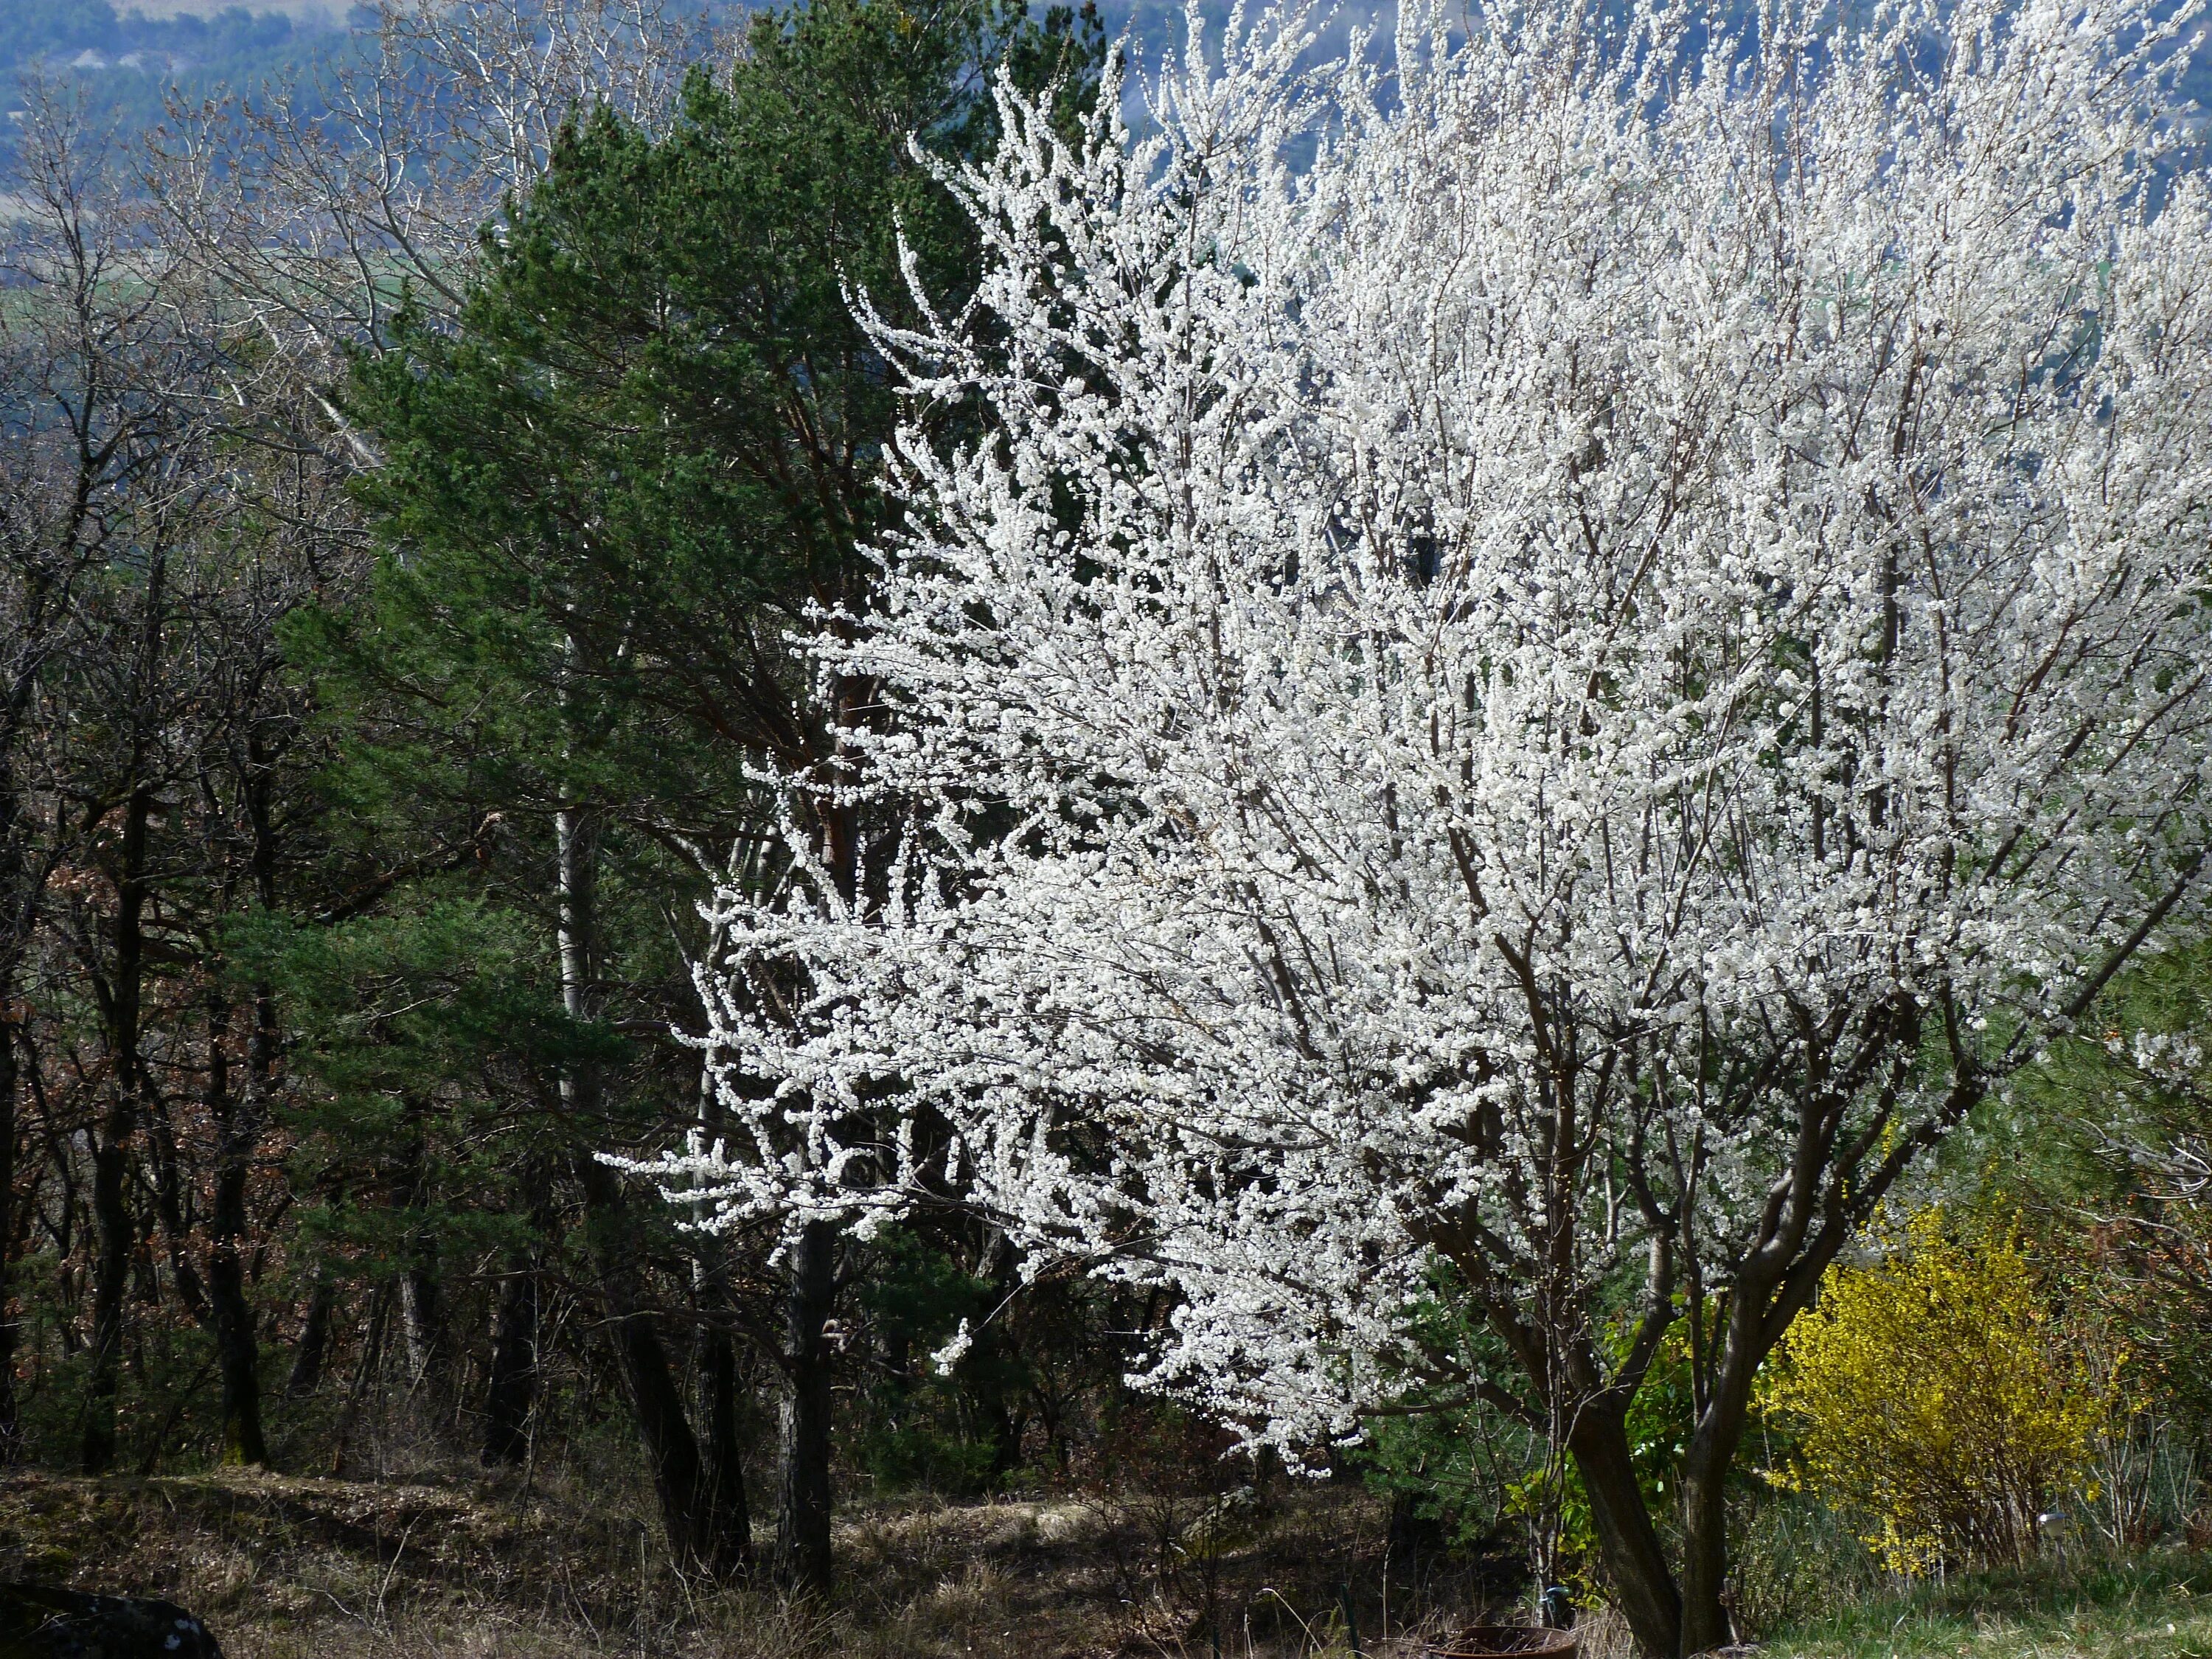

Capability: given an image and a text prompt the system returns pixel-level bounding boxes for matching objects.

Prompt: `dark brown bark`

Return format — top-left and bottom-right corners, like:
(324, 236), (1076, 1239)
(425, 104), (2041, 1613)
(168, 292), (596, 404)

(83, 1125), (132, 1476)
(0, 537), (63, 1470)
(558, 803), (749, 1577)
(0, 1014), (18, 1459)
(147, 1095), (210, 1325)
(83, 781), (155, 1476)
(1674, 1296), (1769, 1657)
(84, 484), (175, 1476)
(700, 1320), (749, 1549)
(287, 1273), (335, 1397)
(484, 1161), (555, 1466)
(768, 736), (861, 1596)
(577, 1155), (752, 1579)
(330, 1280), (393, 1478)
(206, 989), (268, 1467)
(204, 726), (285, 1466)
(774, 1217), (835, 1598)
(1566, 1405), (1681, 1659)
(480, 1259), (538, 1466)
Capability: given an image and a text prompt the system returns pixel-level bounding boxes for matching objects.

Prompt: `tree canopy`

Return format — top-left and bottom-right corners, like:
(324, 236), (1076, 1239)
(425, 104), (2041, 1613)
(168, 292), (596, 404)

(650, 0), (2212, 1649)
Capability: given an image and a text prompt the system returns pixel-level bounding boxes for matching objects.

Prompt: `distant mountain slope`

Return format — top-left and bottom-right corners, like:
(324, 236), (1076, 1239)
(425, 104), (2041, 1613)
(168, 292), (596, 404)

(1088, 0), (2206, 125)
(0, 0), (322, 63)
(1, 0), (2199, 174)
(0, 0), (348, 142)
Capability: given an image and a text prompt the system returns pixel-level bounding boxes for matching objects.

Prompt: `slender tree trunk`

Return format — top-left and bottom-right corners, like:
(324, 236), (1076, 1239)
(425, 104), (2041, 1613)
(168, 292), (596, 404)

(206, 990), (268, 1467)
(83, 1120), (133, 1477)
(1565, 1405), (1682, 1659)
(775, 1217), (835, 1597)
(558, 803), (749, 1577)
(1671, 1262), (1830, 1657)
(981, 1235), (1023, 1485)
(0, 661), (45, 1464)
(481, 1259), (538, 1466)
(701, 1320), (749, 1550)
(330, 1280), (393, 1478)
(768, 747), (863, 1596)
(147, 1096), (209, 1323)
(578, 1155), (753, 1578)
(690, 1096), (752, 1561)
(288, 1274), (335, 1397)
(400, 1258), (445, 1389)
(84, 782), (155, 1477)
(204, 725), (285, 1465)
(0, 1009), (18, 1460)
(86, 538), (170, 1478)
(483, 1161), (553, 1466)
(390, 1099), (447, 1393)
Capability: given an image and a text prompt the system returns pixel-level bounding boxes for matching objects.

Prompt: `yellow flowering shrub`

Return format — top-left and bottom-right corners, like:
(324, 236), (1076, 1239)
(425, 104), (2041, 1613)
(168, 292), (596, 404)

(1760, 1210), (2109, 1573)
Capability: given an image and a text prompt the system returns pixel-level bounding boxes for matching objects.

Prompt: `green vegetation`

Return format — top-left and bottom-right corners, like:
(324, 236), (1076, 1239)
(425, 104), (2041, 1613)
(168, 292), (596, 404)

(1772, 1554), (2212, 1659)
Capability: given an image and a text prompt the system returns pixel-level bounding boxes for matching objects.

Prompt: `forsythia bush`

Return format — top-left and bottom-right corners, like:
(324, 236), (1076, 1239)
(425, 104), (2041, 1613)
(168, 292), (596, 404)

(1762, 1211), (2109, 1573)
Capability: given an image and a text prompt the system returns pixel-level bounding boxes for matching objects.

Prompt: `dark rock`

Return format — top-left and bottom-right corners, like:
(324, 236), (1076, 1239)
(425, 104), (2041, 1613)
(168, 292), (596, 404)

(0, 1585), (223, 1658)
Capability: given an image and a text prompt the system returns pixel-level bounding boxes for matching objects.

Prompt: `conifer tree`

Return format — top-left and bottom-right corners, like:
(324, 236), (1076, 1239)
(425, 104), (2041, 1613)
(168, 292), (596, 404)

(327, 0), (1102, 1585)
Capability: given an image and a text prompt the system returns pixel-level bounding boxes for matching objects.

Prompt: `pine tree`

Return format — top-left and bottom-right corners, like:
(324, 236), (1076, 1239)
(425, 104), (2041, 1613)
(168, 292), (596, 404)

(320, 0), (1102, 1585)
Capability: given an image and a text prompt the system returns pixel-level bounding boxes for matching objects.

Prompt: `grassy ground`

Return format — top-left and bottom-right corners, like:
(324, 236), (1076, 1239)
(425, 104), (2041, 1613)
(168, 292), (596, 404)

(1771, 1552), (2212, 1659)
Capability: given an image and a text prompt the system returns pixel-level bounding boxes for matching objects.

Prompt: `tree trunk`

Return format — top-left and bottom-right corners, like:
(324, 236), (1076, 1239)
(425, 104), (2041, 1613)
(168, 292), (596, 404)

(206, 1036), (268, 1465)
(481, 1259), (538, 1466)
(202, 988), (269, 1467)
(84, 782), (155, 1477)
(0, 689), (40, 1463)
(701, 1321), (749, 1550)
(1671, 1270), (1808, 1657)
(0, 1010), (18, 1462)
(400, 1258), (445, 1391)
(1565, 1405), (1682, 1659)
(558, 802), (750, 1577)
(287, 1274), (335, 1397)
(484, 1162), (554, 1467)
(330, 1281), (393, 1478)
(577, 1155), (753, 1579)
(205, 725), (284, 1466)
(775, 1217), (835, 1597)
(83, 1096), (133, 1476)
(1674, 1367), (1759, 1655)
(147, 1099), (209, 1324)
(86, 540), (169, 1478)
(767, 734), (862, 1596)
(390, 1099), (447, 1394)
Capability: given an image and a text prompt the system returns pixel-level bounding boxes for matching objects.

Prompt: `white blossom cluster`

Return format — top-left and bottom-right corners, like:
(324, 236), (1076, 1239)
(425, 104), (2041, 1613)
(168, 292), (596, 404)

(636, 0), (2212, 1450)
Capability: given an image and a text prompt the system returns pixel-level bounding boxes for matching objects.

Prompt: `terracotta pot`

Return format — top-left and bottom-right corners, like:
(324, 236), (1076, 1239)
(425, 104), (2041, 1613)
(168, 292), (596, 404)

(1428, 1625), (1581, 1659)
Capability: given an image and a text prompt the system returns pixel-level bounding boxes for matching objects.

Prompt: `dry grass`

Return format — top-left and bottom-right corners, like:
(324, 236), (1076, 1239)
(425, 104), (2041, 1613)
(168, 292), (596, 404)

(0, 1470), (1520, 1658)
(30, 1468), (2197, 1659)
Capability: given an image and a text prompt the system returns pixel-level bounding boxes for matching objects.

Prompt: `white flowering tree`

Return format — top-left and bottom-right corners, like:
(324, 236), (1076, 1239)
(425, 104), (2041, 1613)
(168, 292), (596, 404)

(639, 0), (2212, 1646)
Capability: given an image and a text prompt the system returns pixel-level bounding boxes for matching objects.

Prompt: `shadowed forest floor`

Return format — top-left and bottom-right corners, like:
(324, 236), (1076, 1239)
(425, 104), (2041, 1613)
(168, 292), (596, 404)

(0, 1470), (1522, 1658)
(8, 1470), (2208, 1659)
